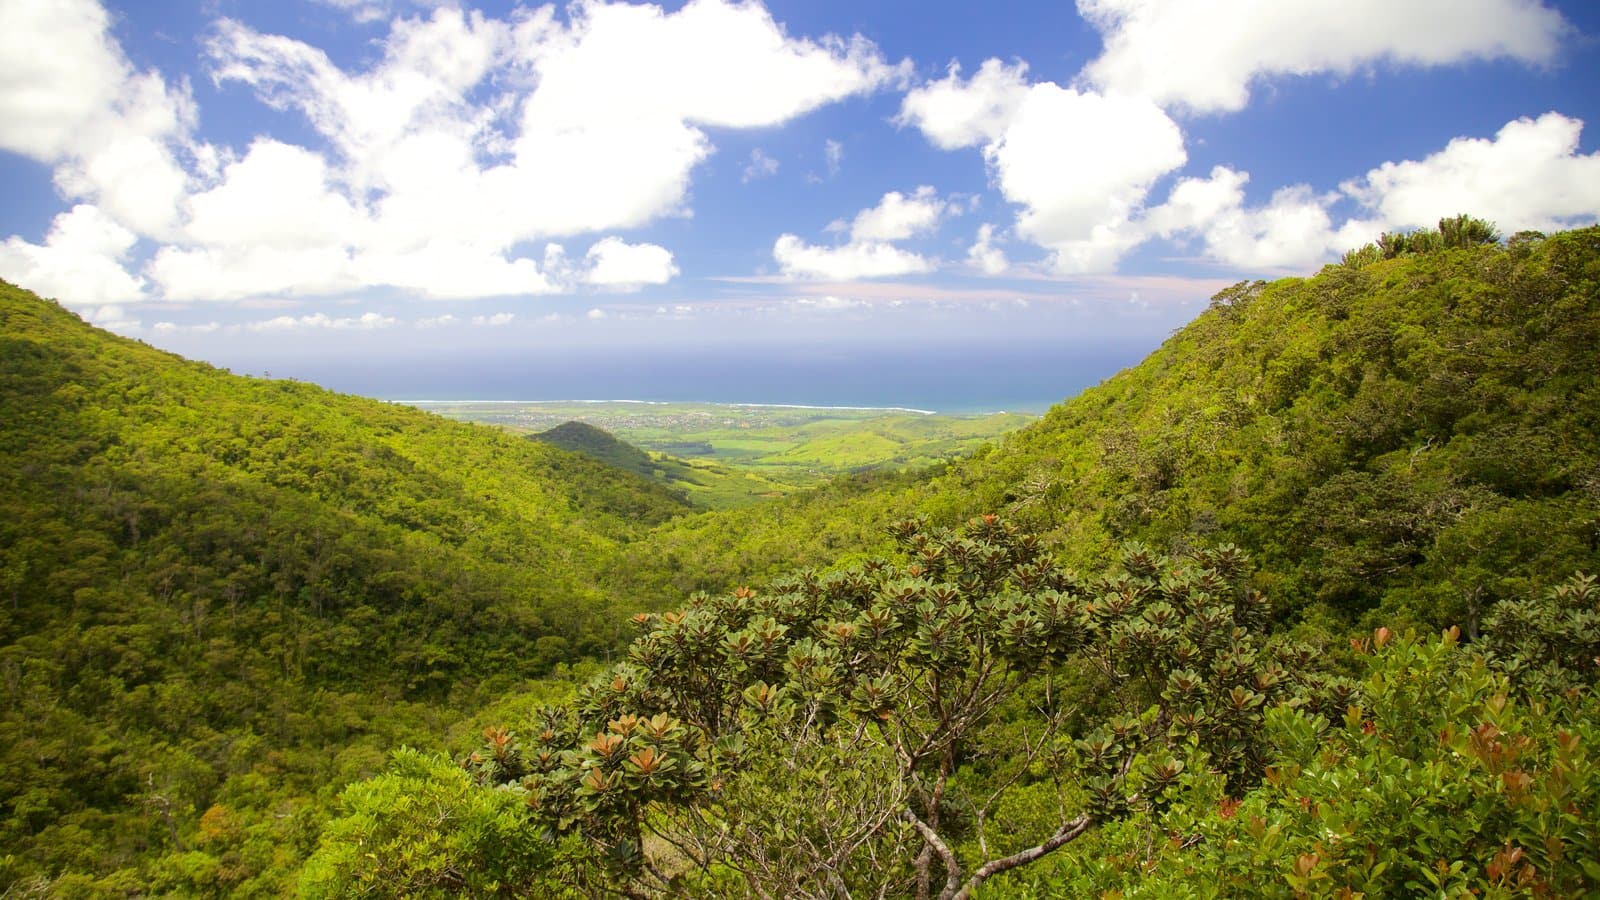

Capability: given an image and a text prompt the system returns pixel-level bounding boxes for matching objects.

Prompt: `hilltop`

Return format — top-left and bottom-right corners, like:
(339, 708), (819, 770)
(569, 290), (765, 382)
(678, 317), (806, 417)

(531, 420), (661, 479)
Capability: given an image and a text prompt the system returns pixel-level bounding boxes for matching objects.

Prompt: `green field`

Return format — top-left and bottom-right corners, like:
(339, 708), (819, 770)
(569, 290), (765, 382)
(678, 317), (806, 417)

(405, 401), (1035, 508)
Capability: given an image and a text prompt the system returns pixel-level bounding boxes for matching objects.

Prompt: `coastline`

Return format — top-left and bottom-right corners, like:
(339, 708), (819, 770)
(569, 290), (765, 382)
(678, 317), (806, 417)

(395, 398), (946, 416)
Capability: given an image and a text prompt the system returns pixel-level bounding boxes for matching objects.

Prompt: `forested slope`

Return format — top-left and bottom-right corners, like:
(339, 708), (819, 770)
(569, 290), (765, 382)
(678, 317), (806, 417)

(627, 227), (1600, 629)
(303, 225), (1600, 898)
(0, 282), (687, 893)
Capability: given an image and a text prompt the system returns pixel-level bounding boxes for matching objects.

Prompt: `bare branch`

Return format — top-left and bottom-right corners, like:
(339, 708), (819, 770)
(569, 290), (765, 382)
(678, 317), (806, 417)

(949, 814), (1094, 900)
(900, 808), (962, 900)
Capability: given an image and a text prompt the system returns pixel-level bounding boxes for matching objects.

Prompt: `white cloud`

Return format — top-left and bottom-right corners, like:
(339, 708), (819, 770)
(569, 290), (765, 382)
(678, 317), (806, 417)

(151, 320), (222, 333)
(988, 84), (1186, 272)
(967, 224), (1009, 275)
(1148, 167), (1347, 269)
(898, 6), (1577, 276)
(773, 187), (949, 279)
(1079, 0), (1568, 113)
(773, 233), (933, 280)
(848, 186), (949, 241)
(1141, 113), (1600, 271)
(0, 0), (128, 160)
(147, 244), (357, 302)
(0, 0), (193, 238)
(0, 205), (146, 305)
(352, 242), (560, 299)
(584, 237), (679, 288)
(824, 139), (843, 175)
(310, 0), (392, 25)
(414, 313), (458, 328)
(471, 312), (516, 326)
(184, 139), (362, 249)
(585, 307), (607, 319)
(205, 0), (903, 257)
(1342, 112), (1600, 234)
(897, 59), (1030, 149)
(4, 0), (906, 306)
(900, 60), (1186, 273)
(792, 295), (866, 311)
(247, 311), (398, 331)
(743, 148), (779, 183)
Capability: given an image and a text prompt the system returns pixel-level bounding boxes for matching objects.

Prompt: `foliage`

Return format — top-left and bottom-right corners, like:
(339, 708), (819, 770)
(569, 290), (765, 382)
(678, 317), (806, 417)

(467, 517), (1351, 899)
(7, 220), (1600, 894)
(1483, 572), (1600, 696)
(298, 748), (565, 898)
(0, 282), (687, 892)
(623, 225), (1600, 633)
(1068, 627), (1600, 898)
(1343, 214), (1503, 268)
(434, 402), (1034, 511)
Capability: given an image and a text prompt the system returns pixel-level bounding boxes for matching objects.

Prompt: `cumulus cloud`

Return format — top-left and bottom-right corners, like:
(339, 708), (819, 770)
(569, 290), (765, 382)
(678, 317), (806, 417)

(310, 0), (392, 25)
(472, 312), (516, 326)
(1140, 113), (1600, 271)
(0, 205), (146, 305)
(897, 59), (1030, 149)
(967, 224), (1009, 275)
(774, 187), (948, 279)
(1146, 167), (1350, 270)
(900, 60), (1186, 273)
(2, 0), (905, 305)
(773, 234), (933, 280)
(988, 84), (1185, 272)
(147, 244), (357, 302)
(846, 186), (949, 241)
(1342, 112), (1600, 234)
(0, 0), (194, 238)
(584, 237), (680, 288)
(904, 20), (1589, 276)
(1079, 0), (1568, 113)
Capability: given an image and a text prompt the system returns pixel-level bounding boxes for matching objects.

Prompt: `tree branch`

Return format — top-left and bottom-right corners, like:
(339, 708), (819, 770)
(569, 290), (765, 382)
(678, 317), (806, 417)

(900, 808), (961, 900)
(949, 814), (1094, 900)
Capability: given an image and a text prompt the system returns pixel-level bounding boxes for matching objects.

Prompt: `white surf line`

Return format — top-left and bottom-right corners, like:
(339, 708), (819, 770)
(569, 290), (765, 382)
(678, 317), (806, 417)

(396, 399), (939, 414)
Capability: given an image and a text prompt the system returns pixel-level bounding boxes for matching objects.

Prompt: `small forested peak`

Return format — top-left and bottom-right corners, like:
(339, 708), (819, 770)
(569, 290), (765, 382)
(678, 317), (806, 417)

(531, 420), (658, 478)
(1341, 213), (1503, 268)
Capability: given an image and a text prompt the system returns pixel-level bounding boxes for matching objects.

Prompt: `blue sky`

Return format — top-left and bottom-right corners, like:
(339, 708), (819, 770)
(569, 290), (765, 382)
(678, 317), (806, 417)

(1, 0), (1598, 399)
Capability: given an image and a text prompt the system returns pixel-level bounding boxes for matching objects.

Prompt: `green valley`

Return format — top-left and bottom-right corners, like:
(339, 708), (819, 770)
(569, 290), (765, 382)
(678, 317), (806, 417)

(3, 221), (1599, 897)
(414, 400), (1035, 509)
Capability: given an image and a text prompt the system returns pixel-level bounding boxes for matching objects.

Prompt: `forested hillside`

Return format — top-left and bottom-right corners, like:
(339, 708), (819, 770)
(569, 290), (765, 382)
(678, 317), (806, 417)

(625, 226), (1600, 632)
(306, 224), (1600, 899)
(0, 282), (687, 893)
(3, 223), (1598, 896)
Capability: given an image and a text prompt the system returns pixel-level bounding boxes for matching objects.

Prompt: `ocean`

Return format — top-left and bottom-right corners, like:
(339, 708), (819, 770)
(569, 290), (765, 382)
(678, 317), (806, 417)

(267, 338), (1155, 415)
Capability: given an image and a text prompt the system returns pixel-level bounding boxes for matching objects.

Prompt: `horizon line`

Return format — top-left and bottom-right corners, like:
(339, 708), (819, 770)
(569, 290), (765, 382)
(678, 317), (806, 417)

(392, 398), (947, 415)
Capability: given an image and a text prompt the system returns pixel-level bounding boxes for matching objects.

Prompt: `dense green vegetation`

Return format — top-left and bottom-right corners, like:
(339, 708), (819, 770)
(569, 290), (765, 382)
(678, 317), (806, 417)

(625, 225), (1600, 631)
(423, 400), (1034, 509)
(531, 421), (671, 484)
(0, 282), (688, 894)
(313, 522), (1599, 898)
(528, 419), (789, 510)
(3, 220), (1598, 896)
